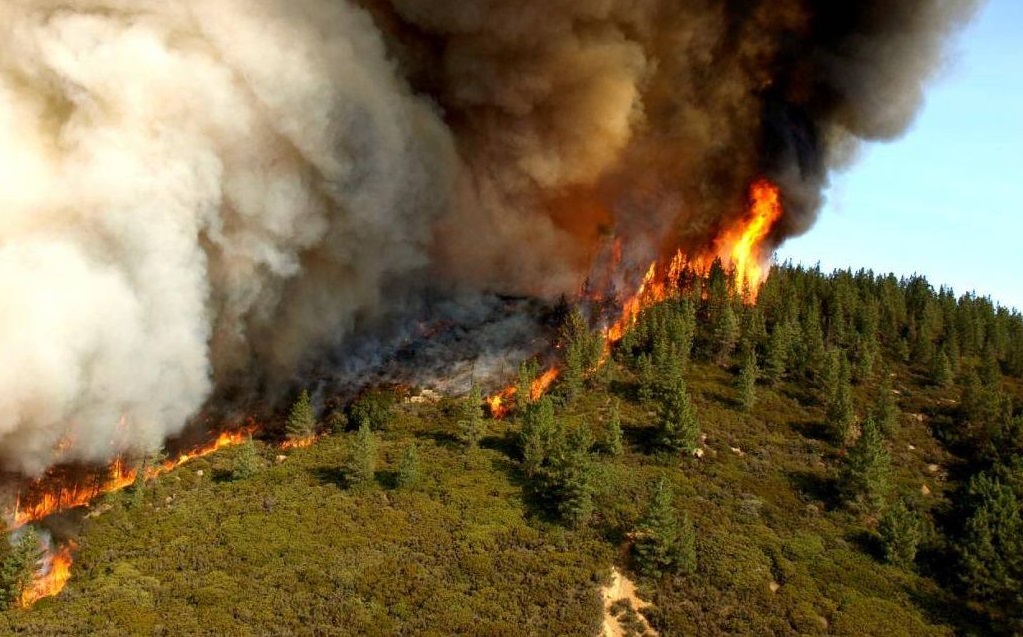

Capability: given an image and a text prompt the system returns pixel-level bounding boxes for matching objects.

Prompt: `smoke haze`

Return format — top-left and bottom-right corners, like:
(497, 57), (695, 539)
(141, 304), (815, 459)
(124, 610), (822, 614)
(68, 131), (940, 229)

(0, 0), (980, 474)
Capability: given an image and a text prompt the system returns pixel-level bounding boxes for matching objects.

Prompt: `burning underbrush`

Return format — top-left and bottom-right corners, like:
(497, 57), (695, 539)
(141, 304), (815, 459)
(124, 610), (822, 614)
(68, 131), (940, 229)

(3, 179), (782, 608)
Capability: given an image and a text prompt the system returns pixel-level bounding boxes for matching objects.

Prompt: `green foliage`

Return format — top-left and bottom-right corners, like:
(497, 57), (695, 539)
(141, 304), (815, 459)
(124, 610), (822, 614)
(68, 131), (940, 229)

(825, 350), (856, 444)
(396, 442), (419, 490)
(516, 359), (541, 411)
(543, 426), (596, 528)
(231, 437), (260, 481)
(714, 302), (741, 366)
(840, 417), (891, 512)
(738, 350), (758, 412)
(930, 350), (954, 388)
(286, 389), (316, 441)
(657, 375), (699, 454)
(348, 389), (396, 431)
(958, 469), (1023, 608)
(327, 410), (348, 434)
(633, 478), (696, 578)
(0, 527), (42, 609)
(603, 400), (624, 457)
(519, 396), (563, 478)
(457, 384), (486, 449)
(870, 372), (900, 437)
(764, 321), (791, 386)
(879, 499), (921, 569)
(346, 423), (377, 489)
(561, 308), (604, 400)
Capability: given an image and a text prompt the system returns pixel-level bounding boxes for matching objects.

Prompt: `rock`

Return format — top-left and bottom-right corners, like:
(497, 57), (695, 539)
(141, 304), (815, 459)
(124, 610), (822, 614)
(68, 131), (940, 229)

(769, 582), (780, 594)
(275, 455), (288, 464)
(730, 446), (745, 457)
(921, 484), (932, 497)
(927, 463), (940, 474)
(196, 469), (204, 477)
(165, 496), (173, 504)
(693, 448), (705, 459)
(907, 444), (916, 451)
(699, 433), (708, 444)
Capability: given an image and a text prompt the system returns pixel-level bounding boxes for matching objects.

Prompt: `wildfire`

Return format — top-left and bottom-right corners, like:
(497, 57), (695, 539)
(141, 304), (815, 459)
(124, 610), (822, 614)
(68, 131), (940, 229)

(486, 367), (562, 419)
(19, 541), (75, 608)
(488, 179), (783, 417)
(280, 436), (317, 450)
(714, 178), (783, 299)
(10, 426), (257, 529)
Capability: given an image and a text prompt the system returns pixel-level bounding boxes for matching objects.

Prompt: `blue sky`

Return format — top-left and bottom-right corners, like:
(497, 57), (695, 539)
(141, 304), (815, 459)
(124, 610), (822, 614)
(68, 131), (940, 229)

(777, 0), (1023, 311)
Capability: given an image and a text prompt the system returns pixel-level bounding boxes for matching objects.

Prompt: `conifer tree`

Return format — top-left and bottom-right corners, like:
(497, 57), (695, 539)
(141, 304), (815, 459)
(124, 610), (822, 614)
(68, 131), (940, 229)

(764, 322), (791, 386)
(519, 396), (562, 477)
(458, 384), (486, 449)
(714, 302), (741, 366)
(0, 526), (42, 608)
(633, 478), (696, 578)
(658, 376), (700, 454)
(879, 499), (922, 569)
(396, 442), (420, 490)
(871, 372), (901, 437)
(547, 426), (596, 528)
(516, 359), (540, 411)
(636, 353), (656, 403)
(738, 350), (758, 412)
(826, 350), (856, 444)
(604, 400), (624, 457)
(958, 469), (1023, 608)
(346, 423), (377, 489)
(286, 389), (316, 441)
(840, 416), (891, 512)
(931, 349), (954, 388)
(232, 436), (260, 480)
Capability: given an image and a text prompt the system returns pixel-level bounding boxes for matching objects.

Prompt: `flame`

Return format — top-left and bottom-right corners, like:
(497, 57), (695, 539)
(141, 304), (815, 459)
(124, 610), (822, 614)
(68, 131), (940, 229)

(714, 178), (783, 300)
(487, 179), (783, 416)
(280, 436), (317, 450)
(9, 426), (257, 529)
(18, 541), (75, 608)
(486, 367), (562, 419)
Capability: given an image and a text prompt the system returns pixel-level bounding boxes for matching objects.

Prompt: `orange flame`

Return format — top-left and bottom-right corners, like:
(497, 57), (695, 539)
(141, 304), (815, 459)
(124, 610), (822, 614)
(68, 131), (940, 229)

(19, 541), (75, 608)
(9, 426), (257, 529)
(487, 179), (783, 416)
(486, 367), (562, 419)
(280, 436), (317, 450)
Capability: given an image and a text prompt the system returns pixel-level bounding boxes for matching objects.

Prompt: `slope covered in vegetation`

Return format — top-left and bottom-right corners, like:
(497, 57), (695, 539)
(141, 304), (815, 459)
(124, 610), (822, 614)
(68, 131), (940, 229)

(3, 263), (1022, 636)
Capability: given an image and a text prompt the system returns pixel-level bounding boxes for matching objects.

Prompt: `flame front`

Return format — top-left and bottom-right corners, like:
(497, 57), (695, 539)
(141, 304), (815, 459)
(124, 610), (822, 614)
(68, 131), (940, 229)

(488, 179), (783, 416)
(10, 426), (257, 529)
(18, 542), (75, 608)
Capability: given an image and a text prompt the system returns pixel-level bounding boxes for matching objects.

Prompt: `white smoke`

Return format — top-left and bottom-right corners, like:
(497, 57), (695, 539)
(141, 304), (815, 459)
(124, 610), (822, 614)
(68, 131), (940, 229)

(0, 0), (455, 475)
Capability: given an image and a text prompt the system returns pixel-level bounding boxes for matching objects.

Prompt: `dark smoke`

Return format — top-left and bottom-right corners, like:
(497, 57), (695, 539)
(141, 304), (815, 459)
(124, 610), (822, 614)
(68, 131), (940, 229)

(0, 0), (980, 474)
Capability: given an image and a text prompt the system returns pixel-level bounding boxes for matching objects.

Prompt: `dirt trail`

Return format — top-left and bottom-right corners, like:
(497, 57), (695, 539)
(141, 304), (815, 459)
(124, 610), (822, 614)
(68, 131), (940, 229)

(599, 567), (658, 637)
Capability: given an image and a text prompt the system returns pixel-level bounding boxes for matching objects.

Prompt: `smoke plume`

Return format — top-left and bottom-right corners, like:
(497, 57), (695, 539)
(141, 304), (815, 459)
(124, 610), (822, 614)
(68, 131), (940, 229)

(0, 0), (979, 474)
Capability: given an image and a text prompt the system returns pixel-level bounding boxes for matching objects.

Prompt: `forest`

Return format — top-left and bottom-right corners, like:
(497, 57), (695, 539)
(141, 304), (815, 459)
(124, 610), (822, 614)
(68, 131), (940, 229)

(2, 262), (1022, 636)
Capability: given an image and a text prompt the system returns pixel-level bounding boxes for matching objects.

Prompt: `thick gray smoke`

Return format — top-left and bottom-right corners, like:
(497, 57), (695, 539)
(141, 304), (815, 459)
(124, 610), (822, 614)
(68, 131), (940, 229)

(0, 0), (980, 475)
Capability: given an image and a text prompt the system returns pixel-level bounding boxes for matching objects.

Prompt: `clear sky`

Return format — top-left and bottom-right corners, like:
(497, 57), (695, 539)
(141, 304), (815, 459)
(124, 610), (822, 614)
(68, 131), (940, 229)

(777, 0), (1023, 311)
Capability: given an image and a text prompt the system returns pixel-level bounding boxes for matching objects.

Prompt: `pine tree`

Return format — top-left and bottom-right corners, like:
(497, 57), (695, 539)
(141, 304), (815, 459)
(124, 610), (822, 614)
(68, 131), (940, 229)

(547, 426), (596, 528)
(636, 353), (656, 403)
(603, 400), (624, 457)
(346, 423), (377, 489)
(738, 350), (758, 412)
(714, 302), (741, 366)
(232, 436), (260, 480)
(658, 376), (700, 454)
(519, 396), (562, 477)
(633, 478), (696, 578)
(931, 349), (954, 388)
(516, 359), (541, 411)
(764, 322), (790, 386)
(396, 442), (420, 490)
(840, 416), (891, 512)
(826, 351), (856, 444)
(958, 469), (1023, 614)
(457, 384), (487, 449)
(871, 372), (901, 437)
(286, 390), (316, 441)
(0, 526), (42, 608)
(879, 499), (921, 569)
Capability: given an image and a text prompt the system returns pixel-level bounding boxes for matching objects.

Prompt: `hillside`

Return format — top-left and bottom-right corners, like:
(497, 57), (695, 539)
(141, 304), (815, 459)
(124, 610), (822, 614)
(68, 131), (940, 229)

(2, 263), (1022, 636)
